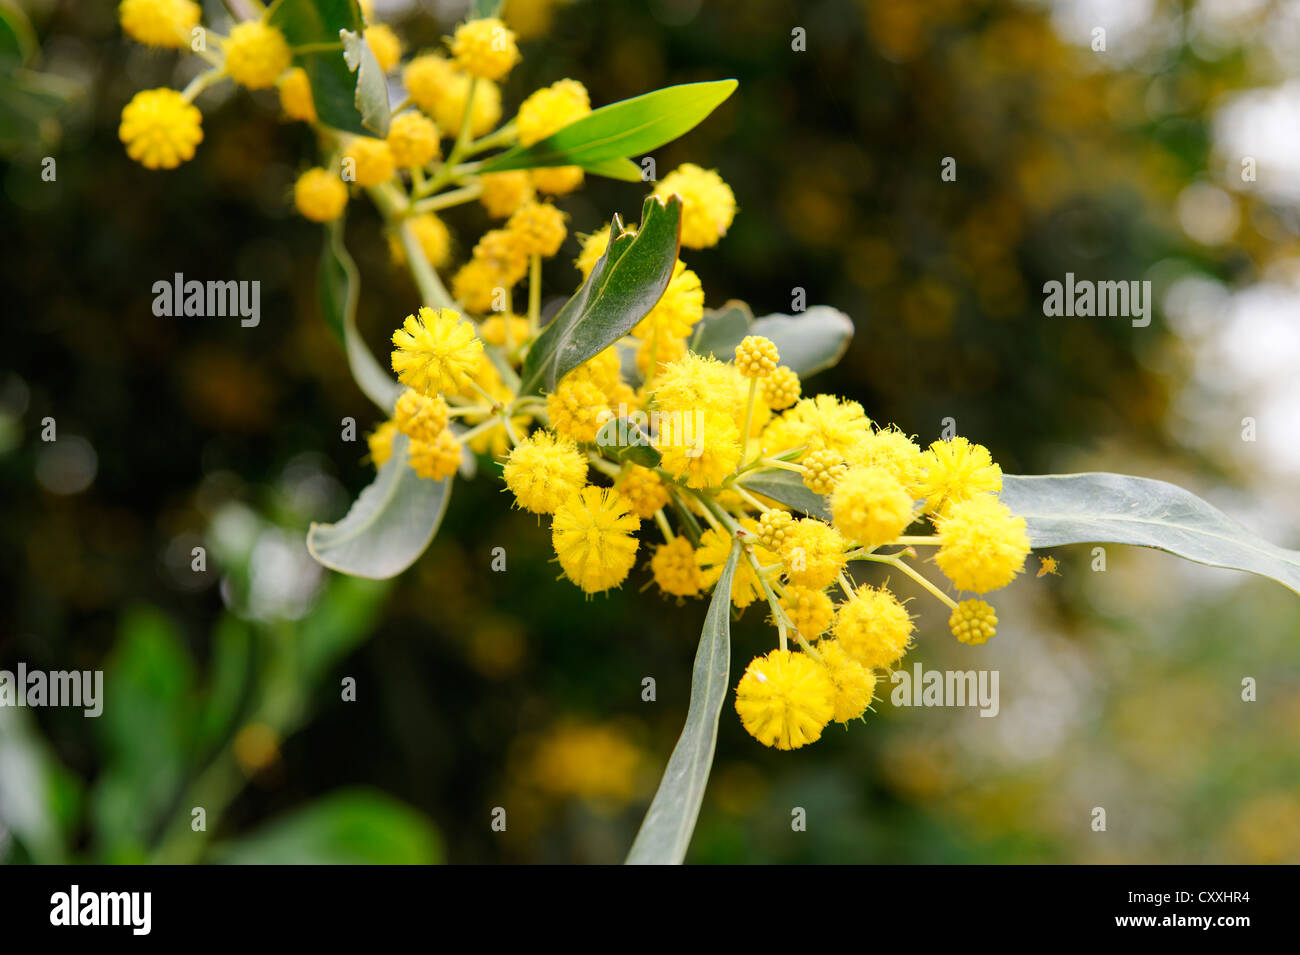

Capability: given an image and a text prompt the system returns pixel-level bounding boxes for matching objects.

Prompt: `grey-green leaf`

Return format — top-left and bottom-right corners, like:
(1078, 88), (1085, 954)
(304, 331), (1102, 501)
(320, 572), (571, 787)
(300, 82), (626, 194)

(520, 195), (681, 395)
(739, 468), (830, 520)
(478, 80), (737, 176)
(319, 219), (402, 413)
(1001, 472), (1300, 596)
(688, 303), (854, 378)
(307, 433), (451, 579)
(626, 541), (740, 865)
(595, 416), (661, 468)
(341, 28), (390, 136)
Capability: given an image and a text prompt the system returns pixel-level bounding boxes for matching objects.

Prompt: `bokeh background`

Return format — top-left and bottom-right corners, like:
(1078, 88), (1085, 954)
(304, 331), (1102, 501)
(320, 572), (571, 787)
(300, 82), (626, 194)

(3, 0), (1300, 863)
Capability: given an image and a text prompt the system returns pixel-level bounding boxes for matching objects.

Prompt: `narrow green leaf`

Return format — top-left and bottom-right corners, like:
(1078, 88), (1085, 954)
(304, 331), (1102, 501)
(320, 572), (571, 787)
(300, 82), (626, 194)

(319, 219), (403, 413)
(479, 80), (738, 176)
(520, 195), (681, 395)
(1001, 473), (1300, 596)
(268, 0), (371, 136)
(740, 468), (830, 520)
(306, 433), (451, 579)
(0, 0), (36, 69)
(341, 28), (390, 136)
(470, 0), (505, 17)
(626, 541), (740, 865)
(584, 156), (645, 182)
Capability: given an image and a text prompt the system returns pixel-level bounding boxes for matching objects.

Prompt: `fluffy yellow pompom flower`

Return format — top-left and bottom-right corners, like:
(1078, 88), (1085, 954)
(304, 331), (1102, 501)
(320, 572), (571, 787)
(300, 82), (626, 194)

(830, 466), (915, 547)
(652, 353), (736, 419)
(551, 486), (641, 594)
(695, 523), (778, 609)
(224, 21), (292, 90)
(388, 213), (452, 269)
(506, 201), (567, 257)
(279, 67), (316, 122)
(472, 228), (530, 286)
(367, 419), (398, 467)
(477, 313), (530, 348)
(761, 366), (801, 410)
(451, 259), (503, 315)
(503, 430), (588, 515)
(518, 79), (590, 145)
(913, 436), (1003, 514)
(532, 165), (584, 196)
(403, 55), (501, 137)
(657, 407), (741, 489)
(934, 494), (1030, 593)
(451, 17), (520, 80)
(394, 388), (449, 444)
(120, 0), (200, 49)
(801, 449), (847, 495)
(950, 598), (997, 645)
(479, 171), (535, 218)
(833, 583), (914, 670)
(409, 430), (461, 481)
(779, 394), (872, 460)
(846, 426), (925, 487)
(119, 88), (204, 170)
(293, 167), (348, 222)
(779, 584), (834, 639)
(616, 465), (670, 520)
(734, 649), (835, 750)
(391, 306), (484, 397)
(735, 335), (779, 378)
(343, 137), (394, 187)
(817, 640), (876, 723)
(386, 111), (440, 168)
(364, 24), (402, 73)
(651, 537), (702, 598)
(782, 519), (848, 589)
(636, 261), (704, 342)
(654, 163), (736, 249)
(546, 377), (608, 444)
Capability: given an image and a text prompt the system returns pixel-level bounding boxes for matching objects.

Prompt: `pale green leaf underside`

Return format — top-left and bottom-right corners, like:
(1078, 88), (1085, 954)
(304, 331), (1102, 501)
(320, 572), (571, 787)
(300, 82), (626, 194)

(626, 542), (740, 865)
(1001, 473), (1300, 595)
(307, 433), (451, 580)
(690, 303), (855, 378)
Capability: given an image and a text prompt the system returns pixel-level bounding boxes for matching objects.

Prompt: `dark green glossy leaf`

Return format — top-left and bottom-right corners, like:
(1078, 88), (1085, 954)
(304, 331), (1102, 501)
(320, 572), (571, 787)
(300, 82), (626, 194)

(479, 80), (737, 176)
(1001, 473), (1300, 596)
(268, 0), (372, 136)
(307, 433), (452, 579)
(627, 541), (740, 865)
(519, 195), (682, 395)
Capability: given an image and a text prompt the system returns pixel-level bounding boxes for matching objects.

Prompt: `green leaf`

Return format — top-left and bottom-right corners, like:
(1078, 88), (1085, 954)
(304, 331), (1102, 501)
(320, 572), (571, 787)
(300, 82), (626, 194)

(306, 433), (452, 579)
(268, 0), (374, 137)
(520, 195), (682, 395)
(0, 0), (36, 69)
(0, 707), (80, 864)
(319, 218), (403, 413)
(341, 28), (390, 136)
(584, 156), (645, 182)
(689, 303), (855, 378)
(738, 468), (829, 520)
(626, 541), (740, 865)
(595, 416), (661, 468)
(1001, 473), (1300, 596)
(479, 80), (738, 176)
(470, 0), (505, 17)
(214, 790), (442, 864)
(689, 300), (754, 358)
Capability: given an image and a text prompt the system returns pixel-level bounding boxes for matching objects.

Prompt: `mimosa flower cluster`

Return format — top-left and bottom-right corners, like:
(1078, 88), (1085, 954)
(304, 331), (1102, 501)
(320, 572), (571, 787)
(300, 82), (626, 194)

(119, 1), (1033, 754)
